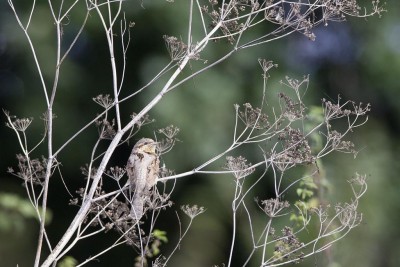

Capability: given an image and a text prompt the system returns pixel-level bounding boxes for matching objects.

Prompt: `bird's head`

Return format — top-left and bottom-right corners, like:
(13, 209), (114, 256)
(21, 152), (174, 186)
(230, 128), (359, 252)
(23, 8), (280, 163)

(134, 138), (158, 155)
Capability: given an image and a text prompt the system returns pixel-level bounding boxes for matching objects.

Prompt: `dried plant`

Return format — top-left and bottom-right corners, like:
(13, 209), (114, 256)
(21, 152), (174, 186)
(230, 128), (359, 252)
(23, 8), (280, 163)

(4, 0), (384, 266)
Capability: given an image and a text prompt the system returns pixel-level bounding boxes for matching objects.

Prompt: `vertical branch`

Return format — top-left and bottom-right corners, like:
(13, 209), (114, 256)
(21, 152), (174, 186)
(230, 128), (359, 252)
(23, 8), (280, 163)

(227, 179), (240, 267)
(8, 0), (50, 106)
(93, 0), (123, 130)
(195, 0), (208, 35)
(187, 0), (194, 48)
(26, 0), (37, 29)
(34, 0), (66, 263)
(118, 13), (131, 95)
(261, 219), (273, 264)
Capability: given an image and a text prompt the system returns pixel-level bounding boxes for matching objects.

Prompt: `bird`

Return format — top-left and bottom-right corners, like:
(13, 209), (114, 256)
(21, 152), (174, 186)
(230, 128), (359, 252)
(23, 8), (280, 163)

(126, 138), (159, 220)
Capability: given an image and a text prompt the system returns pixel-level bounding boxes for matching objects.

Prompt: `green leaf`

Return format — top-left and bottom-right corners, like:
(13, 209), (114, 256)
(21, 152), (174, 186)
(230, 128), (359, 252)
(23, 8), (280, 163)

(152, 229), (168, 243)
(57, 256), (78, 267)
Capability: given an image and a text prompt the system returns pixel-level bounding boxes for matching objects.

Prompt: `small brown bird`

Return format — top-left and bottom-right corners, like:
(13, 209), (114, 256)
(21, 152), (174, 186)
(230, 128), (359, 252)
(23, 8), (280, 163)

(126, 138), (159, 219)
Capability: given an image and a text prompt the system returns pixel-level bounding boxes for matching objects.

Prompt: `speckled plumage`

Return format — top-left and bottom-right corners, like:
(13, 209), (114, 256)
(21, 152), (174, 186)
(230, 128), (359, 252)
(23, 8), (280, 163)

(126, 138), (159, 219)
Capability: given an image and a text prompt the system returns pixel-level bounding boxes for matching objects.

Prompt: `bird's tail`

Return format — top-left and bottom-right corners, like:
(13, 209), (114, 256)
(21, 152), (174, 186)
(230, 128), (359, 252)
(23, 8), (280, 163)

(130, 196), (144, 220)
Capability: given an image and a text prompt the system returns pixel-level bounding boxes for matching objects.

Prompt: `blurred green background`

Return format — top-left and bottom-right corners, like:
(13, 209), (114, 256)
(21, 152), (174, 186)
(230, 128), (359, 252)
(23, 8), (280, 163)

(0, 1), (399, 266)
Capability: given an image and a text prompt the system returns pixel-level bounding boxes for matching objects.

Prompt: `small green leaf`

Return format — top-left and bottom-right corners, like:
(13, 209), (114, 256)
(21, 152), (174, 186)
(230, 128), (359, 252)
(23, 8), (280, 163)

(296, 188), (303, 197)
(153, 229), (168, 243)
(57, 256), (78, 267)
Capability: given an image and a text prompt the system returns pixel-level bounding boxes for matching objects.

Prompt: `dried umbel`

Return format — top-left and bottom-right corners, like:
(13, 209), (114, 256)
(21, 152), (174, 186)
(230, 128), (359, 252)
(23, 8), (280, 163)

(93, 94), (114, 109)
(272, 226), (305, 263)
(224, 155), (255, 179)
(164, 35), (188, 61)
(238, 103), (270, 129)
(7, 154), (49, 185)
(258, 198), (290, 217)
(277, 126), (314, 165)
(181, 204), (206, 219)
(157, 125), (180, 154)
